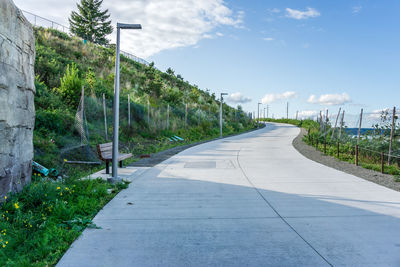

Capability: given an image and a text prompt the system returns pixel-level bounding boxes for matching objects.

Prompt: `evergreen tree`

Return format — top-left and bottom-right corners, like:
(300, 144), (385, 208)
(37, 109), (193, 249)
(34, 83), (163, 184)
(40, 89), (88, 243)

(69, 0), (113, 45)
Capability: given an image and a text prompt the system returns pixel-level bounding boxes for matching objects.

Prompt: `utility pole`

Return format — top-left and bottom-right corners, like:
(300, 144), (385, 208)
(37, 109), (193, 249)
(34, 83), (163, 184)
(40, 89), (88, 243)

(296, 111), (299, 120)
(257, 103), (261, 128)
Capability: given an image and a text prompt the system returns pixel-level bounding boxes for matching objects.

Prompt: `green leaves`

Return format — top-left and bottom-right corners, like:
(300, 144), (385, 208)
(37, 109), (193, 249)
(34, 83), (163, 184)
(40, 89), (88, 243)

(58, 216), (101, 232)
(57, 63), (82, 106)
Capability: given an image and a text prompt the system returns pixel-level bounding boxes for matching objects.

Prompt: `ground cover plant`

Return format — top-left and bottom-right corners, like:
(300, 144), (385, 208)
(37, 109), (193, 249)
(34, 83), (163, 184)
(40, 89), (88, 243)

(0, 173), (128, 266)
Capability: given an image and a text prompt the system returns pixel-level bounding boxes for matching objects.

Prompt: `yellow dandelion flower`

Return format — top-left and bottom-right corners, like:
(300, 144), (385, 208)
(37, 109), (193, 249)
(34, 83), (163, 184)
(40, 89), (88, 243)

(5, 241), (8, 244)
(2, 245), (5, 248)
(14, 203), (19, 209)
(4, 196), (6, 200)
(56, 187), (60, 190)
(64, 159), (67, 162)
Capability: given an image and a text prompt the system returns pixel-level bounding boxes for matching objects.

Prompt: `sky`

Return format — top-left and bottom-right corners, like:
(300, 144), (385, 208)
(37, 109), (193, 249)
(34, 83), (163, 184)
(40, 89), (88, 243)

(14, 0), (400, 120)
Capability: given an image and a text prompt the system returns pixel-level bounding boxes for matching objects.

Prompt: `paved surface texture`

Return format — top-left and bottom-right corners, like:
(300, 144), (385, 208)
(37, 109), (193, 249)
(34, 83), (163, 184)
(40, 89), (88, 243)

(57, 123), (400, 267)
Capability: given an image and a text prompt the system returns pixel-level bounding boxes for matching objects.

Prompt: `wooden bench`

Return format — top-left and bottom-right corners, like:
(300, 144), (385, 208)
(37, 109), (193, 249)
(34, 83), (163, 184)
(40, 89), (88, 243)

(97, 142), (133, 174)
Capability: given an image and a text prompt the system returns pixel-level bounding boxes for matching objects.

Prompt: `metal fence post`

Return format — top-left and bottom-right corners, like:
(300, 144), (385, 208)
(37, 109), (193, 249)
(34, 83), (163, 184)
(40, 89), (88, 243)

(103, 93), (108, 140)
(355, 145), (359, 166)
(357, 108), (363, 144)
(167, 104), (169, 130)
(388, 107), (396, 164)
(337, 142), (340, 158)
(128, 94), (131, 127)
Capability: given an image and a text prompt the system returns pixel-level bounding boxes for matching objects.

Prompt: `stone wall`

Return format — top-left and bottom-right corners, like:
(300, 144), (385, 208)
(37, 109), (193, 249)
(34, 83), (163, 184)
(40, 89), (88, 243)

(0, 0), (35, 197)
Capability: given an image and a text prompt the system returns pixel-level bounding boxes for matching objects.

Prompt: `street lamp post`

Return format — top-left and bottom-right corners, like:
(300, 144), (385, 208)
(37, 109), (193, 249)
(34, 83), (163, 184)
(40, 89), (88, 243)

(220, 93), (228, 138)
(257, 103), (261, 128)
(111, 23), (142, 183)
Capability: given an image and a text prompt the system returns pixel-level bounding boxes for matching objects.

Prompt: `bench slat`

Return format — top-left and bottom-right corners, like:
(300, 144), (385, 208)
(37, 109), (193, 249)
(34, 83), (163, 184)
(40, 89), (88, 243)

(97, 142), (132, 163)
(100, 153), (133, 161)
(99, 142), (113, 150)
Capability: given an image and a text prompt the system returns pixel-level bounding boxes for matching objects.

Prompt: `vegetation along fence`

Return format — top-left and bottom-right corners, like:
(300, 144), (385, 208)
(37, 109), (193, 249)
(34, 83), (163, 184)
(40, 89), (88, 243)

(31, 21), (254, 176)
(303, 107), (400, 176)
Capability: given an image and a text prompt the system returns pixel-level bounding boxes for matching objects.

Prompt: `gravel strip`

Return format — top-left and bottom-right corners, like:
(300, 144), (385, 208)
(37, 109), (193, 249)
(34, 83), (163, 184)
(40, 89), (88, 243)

(293, 128), (400, 192)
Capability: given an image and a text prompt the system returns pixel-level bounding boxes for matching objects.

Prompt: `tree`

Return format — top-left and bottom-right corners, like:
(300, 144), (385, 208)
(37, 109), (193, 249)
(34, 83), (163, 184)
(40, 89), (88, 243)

(69, 0), (113, 45)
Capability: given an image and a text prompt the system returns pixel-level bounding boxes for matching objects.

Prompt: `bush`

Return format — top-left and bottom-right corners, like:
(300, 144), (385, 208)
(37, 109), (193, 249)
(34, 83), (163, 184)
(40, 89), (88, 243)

(56, 63), (82, 106)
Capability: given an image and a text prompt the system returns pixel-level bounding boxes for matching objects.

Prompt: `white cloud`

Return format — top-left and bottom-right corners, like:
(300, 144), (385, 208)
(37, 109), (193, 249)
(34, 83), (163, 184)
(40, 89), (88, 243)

(353, 6), (362, 14)
(15, 0), (244, 58)
(268, 8), (281, 14)
(297, 110), (319, 119)
(285, 7), (320, 20)
(227, 92), (252, 104)
(261, 91), (297, 104)
(368, 108), (390, 119)
(216, 32), (224, 37)
(263, 37), (275, 41)
(307, 93), (351, 106)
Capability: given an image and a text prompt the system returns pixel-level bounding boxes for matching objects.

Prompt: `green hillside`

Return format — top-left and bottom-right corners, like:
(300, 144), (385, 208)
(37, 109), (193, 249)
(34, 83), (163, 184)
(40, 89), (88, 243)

(33, 27), (253, 173)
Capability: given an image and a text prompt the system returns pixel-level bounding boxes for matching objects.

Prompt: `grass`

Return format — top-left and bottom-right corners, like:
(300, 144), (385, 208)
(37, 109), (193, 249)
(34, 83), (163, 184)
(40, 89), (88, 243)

(0, 120), (256, 267)
(0, 174), (128, 266)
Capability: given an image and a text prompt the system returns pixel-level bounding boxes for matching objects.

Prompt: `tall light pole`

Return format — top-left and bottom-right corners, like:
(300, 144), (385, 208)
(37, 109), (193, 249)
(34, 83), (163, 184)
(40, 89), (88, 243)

(111, 23), (142, 183)
(286, 102), (289, 119)
(220, 92), (228, 138)
(257, 103), (261, 128)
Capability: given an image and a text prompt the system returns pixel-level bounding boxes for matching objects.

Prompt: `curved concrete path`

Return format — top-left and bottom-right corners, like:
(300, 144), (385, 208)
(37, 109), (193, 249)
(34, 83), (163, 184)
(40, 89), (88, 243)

(58, 123), (400, 267)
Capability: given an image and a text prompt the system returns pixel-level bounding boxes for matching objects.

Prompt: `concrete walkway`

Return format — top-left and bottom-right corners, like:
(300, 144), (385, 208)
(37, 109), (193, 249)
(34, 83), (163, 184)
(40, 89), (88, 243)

(57, 123), (400, 267)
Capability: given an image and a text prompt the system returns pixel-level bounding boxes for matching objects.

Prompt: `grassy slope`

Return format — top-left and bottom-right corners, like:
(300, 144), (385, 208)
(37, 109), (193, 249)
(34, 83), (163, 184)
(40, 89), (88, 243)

(0, 28), (256, 266)
(33, 27), (254, 173)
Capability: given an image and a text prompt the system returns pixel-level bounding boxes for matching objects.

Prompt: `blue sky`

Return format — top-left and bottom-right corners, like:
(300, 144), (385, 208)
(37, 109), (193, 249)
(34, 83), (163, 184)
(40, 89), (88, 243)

(15, 0), (400, 118)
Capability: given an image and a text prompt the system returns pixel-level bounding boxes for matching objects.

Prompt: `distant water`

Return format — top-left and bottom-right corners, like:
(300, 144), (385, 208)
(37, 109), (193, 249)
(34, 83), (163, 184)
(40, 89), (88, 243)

(344, 128), (387, 138)
(344, 128), (376, 135)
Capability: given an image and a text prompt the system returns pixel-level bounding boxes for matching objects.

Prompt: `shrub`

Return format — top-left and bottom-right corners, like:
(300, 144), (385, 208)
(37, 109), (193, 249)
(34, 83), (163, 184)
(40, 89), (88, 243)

(56, 63), (82, 106)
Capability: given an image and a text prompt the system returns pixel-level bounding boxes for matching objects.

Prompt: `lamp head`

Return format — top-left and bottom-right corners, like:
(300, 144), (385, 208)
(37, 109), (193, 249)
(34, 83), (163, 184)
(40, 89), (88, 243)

(117, 23), (142, 29)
